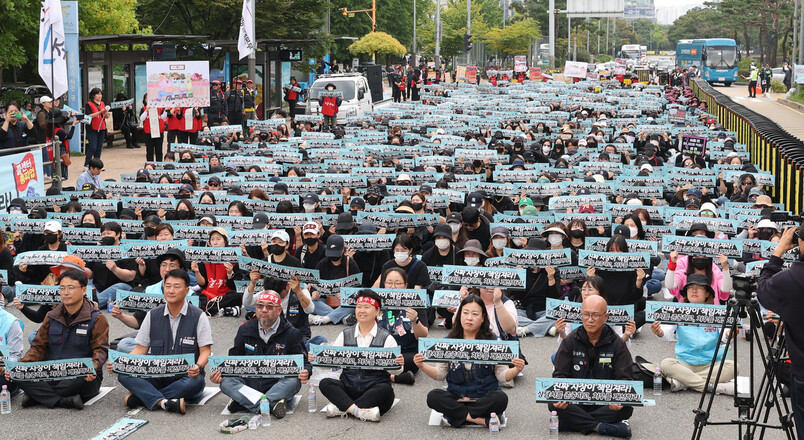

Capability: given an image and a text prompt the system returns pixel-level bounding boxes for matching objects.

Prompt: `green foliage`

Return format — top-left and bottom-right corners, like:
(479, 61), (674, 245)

(0, 0), (39, 71)
(483, 18), (539, 56)
(0, 89), (30, 107)
(596, 54), (613, 63)
(348, 31), (407, 56)
(770, 80), (786, 93)
(79, 0), (140, 35)
(737, 58), (758, 80)
(418, 0), (504, 59)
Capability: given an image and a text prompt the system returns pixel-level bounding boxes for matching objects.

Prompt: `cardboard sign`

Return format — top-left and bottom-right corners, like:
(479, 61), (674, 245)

(340, 287), (429, 309)
(341, 234), (396, 251)
(121, 240), (186, 259)
(680, 135), (707, 156)
(502, 248), (573, 267)
(432, 290), (462, 308)
(67, 245), (125, 262)
(585, 237), (658, 257)
(208, 355), (305, 378)
(545, 298), (634, 324)
(418, 338), (519, 364)
(645, 301), (736, 327)
(238, 256), (320, 283)
(309, 344), (401, 370)
(5, 358), (95, 381)
(13, 250), (69, 267)
(441, 265), (527, 289)
(183, 246), (241, 264)
(661, 236), (742, 259)
(15, 284), (88, 304)
(535, 378), (645, 406)
(577, 250), (650, 271)
(108, 350), (195, 377)
(672, 216), (738, 235)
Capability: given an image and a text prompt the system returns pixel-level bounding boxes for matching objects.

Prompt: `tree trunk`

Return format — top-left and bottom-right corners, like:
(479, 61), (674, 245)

(743, 25), (752, 58)
(758, 29), (765, 63)
(769, 13), (781, 67)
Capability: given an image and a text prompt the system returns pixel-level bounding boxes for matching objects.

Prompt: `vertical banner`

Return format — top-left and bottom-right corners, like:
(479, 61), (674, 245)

(5, 151), (46, 203)
(456, 66), (466, 82)
(529, 66), (542, 81)
(62, 1), (81, 152)
(38, 0), (69, 99)
(514, 55), (527, 72)
(146, 61), (210, 108)
(465, 66), (478, 84)
(236, 0), (255, 60)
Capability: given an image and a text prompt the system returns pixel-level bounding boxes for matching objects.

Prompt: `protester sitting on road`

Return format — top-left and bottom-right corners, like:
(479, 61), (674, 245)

(664, 223), (732, 305)
(191, 228), (242, 317)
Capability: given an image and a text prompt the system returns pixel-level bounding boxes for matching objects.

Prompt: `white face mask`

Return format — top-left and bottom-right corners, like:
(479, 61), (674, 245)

(449, 223), (461, 234)
(435, 238), (450, 250)
(547, 234), (563, 246)
(595, 135), (604, 141)
(302, 203), (315, 213)
(542, 145), (551, 154)
(492, 238), (507, 250)
(628, 226), (639, 237)
(464, 256), (481, 266)
(394, 251), (410, 264)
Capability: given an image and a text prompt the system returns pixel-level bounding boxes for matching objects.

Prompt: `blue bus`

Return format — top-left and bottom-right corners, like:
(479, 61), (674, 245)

(676, 38), (739, 86)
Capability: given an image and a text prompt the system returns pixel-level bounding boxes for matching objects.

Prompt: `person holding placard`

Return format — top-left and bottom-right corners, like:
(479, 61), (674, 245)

(416, 295), (524, 428)
(211, 290), (311, 417)
(373, 233), (431, 290)
(90, 222), (137, 310)
(587, 236), (646, 328)
(316, 289), (404, 422)
(192, 228), (241, 317)
(650, 274), (737, 395)
(0, 294), (24, 397)
(114, 269), (212, 414)
(550, 296), (634, 438)
(6, 269), (109, 409)
(308, 234), (361, 325)
(318, 83), (342, 130)
(510, 238), (560, 338)
(457, 286), (517, 340)
(664, 223), (732, 305)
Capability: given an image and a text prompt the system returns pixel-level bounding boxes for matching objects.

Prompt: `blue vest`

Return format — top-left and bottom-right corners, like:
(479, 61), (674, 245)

(339, 326), (392, 395)
(147, 303), (203, 361)
(675, 326), (724, 366)
(0, 308), (22, 346)
(47, 309), (99, 361)
(446, 362), (499, 399)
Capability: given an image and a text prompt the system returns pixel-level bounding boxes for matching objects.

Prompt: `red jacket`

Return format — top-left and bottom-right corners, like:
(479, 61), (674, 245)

(143, 107), (166, 134)
(86, 101), (106, 131)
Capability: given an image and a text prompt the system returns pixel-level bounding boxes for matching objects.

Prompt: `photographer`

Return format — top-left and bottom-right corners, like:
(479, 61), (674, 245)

(757, 225), (804, 438)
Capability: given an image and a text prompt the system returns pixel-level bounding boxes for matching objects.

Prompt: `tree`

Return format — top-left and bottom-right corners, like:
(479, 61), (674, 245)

(417, 0), (501, 59)
(80, 0), (140, 35)
(348, 31), (407, 59)
(484, 17), (539, 56)
(0, 0), (39, 86)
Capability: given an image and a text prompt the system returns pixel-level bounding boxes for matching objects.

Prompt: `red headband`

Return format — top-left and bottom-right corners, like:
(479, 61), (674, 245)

(256, 291), (281, 305)
(356, 296), (379, 308)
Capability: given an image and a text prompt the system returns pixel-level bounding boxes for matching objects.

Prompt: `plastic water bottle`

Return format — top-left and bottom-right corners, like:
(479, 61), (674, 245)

(307, 384), (317, 413)
(247, 415), (261, 429)
(107, 291), (114, 313)
(549, 411), (559, 439)
(489, 412), (500, 438)
(654, 367), (663, 396)
(260, 395), (271, 426)
(0, 385), (11, 414)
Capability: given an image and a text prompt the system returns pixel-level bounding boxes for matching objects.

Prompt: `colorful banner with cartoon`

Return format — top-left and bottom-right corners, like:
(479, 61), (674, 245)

(146, 61), (210, 108)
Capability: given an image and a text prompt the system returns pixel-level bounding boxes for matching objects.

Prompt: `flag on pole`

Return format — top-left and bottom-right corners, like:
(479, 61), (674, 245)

(38, 0), (69, 99)
(237, 0), (255, 60)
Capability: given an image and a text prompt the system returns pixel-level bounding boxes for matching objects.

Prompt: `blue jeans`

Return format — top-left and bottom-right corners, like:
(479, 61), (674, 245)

(97, 282), (132, 309)
(516, 309), (554, 337)
(85, 129), (106, 166)
(327, 306), (352, 324)
(312, 298), (333, 316)
(220, 377), (301, 413)
(116, 337), (139, 353)
(306, 335), (327, 351)
(118, 373), (206, 410)
(2, 285), (14, 305)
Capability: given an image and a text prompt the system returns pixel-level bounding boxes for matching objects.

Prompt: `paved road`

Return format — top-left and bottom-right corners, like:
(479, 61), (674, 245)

(712, 84), (804, 142)
(0, 302), (791, 440)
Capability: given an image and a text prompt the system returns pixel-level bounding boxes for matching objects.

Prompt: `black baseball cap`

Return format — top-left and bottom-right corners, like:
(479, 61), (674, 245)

(325, 234), (345, 257)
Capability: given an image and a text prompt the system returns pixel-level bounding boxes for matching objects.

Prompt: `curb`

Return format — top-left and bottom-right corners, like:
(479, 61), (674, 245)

(778, 97), (804, 113)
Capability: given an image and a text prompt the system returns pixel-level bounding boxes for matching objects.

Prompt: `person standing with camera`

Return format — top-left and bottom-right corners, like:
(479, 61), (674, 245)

(757, 225), (804, 438)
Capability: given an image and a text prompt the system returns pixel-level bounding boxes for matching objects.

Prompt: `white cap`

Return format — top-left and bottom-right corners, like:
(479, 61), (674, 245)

(640, 163), (653, 172)
(756, 219), (779, 231)
(397, 173), (411, 182)
(40, 96), (53, 103)
(626, 198), (643, 206)
(302, 221), (320, 235)
(270, 230), (290, 243)
(44, 220), (61, 232)
(699, 202), (718, 216)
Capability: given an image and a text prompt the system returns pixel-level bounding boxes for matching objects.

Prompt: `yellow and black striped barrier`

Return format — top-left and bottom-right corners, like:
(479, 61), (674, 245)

(691, 79), (804, 215)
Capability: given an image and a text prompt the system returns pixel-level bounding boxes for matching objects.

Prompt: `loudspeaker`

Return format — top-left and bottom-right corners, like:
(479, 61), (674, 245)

(361, 65), (384, 103)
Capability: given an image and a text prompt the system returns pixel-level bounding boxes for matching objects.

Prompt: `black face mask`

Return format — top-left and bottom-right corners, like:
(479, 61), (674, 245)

(758, 230), (775, 241)
(350, 209), (358, 217)
(366, 196), (380, 206)
(179, 158), (194, 163)
(44, 233), (59, 244)
(175, 194), (191, 200)
(180, 179), (192, 185)
(136, 177), (149, 183)
(570, 230), (585, 239)
(144, 227), (156, 237)
(335, 229), (351, 236)
(692, 258), (710, 270)
(100, 236), (116, 246)
(80, 222), (95, 229)
(328, 256), (342, 263)
(269, 244), (285, 256)
(411, 202), (423, 211)
(175, 210), (190, 220)
(303, 237), (318, 246)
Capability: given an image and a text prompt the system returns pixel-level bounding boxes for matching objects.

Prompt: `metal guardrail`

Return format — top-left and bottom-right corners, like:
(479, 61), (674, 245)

(691, 78), (804, 214)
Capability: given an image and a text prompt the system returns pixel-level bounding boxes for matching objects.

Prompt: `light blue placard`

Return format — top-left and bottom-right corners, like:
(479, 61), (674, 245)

(502, 248), (573, 267)
(13, 250), (69, 267)
(115, 290), (199, 310)
(340, 287), (429, 309)
(108, 350), (195, 377)
(90, 418), (148, 440)
(6, 358), (95, 381)
(418, 338), (519, 364)
(208, 355), (304, 378)
(0, 344), (9, 367)
(545, 298), (634, 324)
(644, 301), (734, 327)
(585, 237), (658, 256)
(238, 256), (320, 284)
(432, 290), (462, 308)
(577, 250), (650, 271)
(660, 235), (742, 259)
(310, 274), (363, 297)
(16, 284), (91, 304)
(535, 378), (644, 406)
(441, 265), (527, 289)
(309, 344), (401, 370)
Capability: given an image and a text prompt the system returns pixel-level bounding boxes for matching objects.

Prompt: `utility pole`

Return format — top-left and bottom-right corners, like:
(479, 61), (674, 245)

(794, 0), (798, 64)
(549, 0), (555, 69)
(605, 18), (609, 58)
(435, 0), (441, 69)
(466, 0), (472, 65)
(597, 18), (601, 55)
(247, 0), (256, 85)
(413, 0), (417, 66)
(340, 0), (377, 60)
(612, 18), (616, 58)
(800, 0), (804, 64)
(567, 16), (571, 61)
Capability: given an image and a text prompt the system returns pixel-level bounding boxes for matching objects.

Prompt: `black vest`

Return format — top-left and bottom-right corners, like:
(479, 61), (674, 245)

(283, 291), (311, 338)
(47, 309), (99, 361)
(147, 303), (203, 362)
(339, 326), (392, 394)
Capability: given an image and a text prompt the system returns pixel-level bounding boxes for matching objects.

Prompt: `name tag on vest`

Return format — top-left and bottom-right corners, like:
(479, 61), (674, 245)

(181, 336), (196, 346)
(76, 329), (87, 335)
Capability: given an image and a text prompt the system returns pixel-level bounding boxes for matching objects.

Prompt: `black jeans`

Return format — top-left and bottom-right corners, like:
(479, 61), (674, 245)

(145, 132), (164, 162)
(121, 123), (137, 147)
(197, 291), (242, 316)
(427, 389), (508, 427)
(319, 378), (395, 414)
(790, 374), (804, 439)
(18, 375), (102, 408)
(548, 402), (633, 434)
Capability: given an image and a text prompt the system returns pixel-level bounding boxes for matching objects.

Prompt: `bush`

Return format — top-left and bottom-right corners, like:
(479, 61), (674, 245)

(737, 58), (759, 82)
(771, 80), (787, 93)
(596, 54), (613, 63)
(0, 89), (29, 107)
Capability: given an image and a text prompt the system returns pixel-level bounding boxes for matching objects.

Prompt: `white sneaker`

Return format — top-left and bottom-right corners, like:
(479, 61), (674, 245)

(440, 416), (451, 427)
(516, 326), (530, 338)
(670, 378), (686, 392)
(325, 403), (346, 418)
(309, 315), (330, 325)
(548, 326), (557, 337)
(356, 406), (381, 422)
(715, 382), (735, 396)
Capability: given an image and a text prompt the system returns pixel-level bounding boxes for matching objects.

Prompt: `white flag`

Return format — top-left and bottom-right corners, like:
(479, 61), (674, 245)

(38, 0), (69, 99)
(237, 0), (255, 60)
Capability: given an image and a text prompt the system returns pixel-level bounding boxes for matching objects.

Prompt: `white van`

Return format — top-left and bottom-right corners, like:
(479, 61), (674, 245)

(304, 73), (374, 118)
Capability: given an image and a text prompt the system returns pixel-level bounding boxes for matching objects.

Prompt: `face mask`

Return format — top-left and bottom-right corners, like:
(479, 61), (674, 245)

(366, 196), (379, 205)
(411, 202), (423, 211)
(100, 236), (116, 246)
(136, 177), (149, 183)
(44, 233), (59, 244)
(595, 135), (604, 141)
(180, 179), (192, 185)
(175, 210), (190, 220)
(269, 244), (285, 255)
(303, 237), (318, 246)
(449, 223), (461, 235)
(179, 158), (193, 163)
(758, 230), (775, 241)
(492, 238), (507, 250)
(628, 226), (638, 237)
(394, 251), (410, 264)
(537, 177), (550, 183)
(435, 238), (450, 250)
(81, 222), (96, 229)
(175, 194), (191, 200)
(570, 229), (585, 239)
(547, 234), (563, 247)
(328, 255), (342, 262)
(464, 257), (481, 266)
(144, 227), (156, 237)
(303, 203), (315, 213)
(650, 140), (659, 147)
(542, 146), (551, 154)
(692, 258), (710, 270)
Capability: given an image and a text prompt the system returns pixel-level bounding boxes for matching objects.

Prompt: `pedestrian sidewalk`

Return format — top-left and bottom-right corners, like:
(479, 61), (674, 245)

(717, 86), (804, 142)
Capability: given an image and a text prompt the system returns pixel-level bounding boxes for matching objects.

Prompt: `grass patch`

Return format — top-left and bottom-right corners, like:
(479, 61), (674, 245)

(790, 88), (804, 105)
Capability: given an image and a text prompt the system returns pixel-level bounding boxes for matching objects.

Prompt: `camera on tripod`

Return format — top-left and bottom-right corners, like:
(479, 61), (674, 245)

(770, 212), (803, 223)
(731, 273), (756, 301)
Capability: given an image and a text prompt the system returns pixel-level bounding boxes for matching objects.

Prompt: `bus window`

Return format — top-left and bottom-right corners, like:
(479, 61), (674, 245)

(705, 46), (737, 70)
